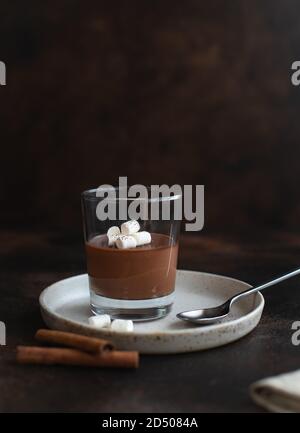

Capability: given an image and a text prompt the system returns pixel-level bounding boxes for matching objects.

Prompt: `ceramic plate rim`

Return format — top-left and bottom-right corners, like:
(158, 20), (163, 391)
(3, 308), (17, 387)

(39, 270), (265, 337)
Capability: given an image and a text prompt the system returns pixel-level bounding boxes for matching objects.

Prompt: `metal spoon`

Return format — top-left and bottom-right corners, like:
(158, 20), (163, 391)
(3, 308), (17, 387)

(177, 268), (300, 325)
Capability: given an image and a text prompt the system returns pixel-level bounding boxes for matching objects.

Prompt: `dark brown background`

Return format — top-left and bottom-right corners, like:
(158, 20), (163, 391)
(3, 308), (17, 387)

(1, 0), (300, 234)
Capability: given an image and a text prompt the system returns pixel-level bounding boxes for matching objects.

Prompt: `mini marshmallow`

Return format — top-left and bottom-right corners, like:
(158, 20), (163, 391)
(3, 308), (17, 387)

(88, 314), (111, 328)
(116, 235), (137, 249)
(121, 220), (140, 235)
(107, 233), (120, 246)
(107, 226), (120, 237)
(132, 231), (151, 246)
(111, 319), (134, 332)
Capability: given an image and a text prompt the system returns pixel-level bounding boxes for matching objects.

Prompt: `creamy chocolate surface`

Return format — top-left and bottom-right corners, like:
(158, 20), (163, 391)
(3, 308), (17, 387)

(86, 233), (178, 300)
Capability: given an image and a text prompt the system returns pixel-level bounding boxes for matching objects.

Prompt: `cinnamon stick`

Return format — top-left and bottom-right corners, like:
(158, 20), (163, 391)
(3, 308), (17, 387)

(17, 346), (139, 369)
(35, 329), (114, 354)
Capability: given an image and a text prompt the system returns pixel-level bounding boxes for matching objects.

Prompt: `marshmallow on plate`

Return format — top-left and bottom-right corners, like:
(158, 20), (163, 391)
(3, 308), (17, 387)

(88, 314), (111, 329)
(111, 319), (134, 332)
(132, 231), (151, 246)
(121, 220), (140, 235)
(116, 235), (137, 249)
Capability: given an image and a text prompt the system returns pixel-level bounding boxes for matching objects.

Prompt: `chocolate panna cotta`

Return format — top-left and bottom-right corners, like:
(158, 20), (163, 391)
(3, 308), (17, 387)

(86, 233), (178, 300)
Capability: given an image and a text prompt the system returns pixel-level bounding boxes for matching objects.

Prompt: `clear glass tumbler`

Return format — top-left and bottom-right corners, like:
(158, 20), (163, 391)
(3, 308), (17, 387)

(81, 187), (181, 321)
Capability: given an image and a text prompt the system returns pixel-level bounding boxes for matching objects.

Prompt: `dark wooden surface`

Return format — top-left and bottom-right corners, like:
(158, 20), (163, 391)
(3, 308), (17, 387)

(1, 229), (300, 413)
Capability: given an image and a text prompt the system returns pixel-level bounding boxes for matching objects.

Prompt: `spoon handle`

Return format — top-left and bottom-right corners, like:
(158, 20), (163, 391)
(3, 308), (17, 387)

(230, 268), (300, 304)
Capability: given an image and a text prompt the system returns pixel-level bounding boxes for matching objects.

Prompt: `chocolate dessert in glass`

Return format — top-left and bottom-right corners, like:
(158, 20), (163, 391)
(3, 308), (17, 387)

(81, 187), (180, 321)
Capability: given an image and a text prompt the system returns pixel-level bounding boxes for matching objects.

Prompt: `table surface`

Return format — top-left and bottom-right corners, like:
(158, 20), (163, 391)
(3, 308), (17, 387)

(1, 229), (300, 413)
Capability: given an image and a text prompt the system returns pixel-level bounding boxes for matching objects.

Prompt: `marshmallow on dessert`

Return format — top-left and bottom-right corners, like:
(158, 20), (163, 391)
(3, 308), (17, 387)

(107, 234), (120, 246)
(121, 220), (140, 236)
(132, 231), (151, 246)
(111, 319), (134, 332)
(107, 226), (120, 237)
(106, 220), (151, 249)
(107, 226), (121, 246)
(115, 235), (137, 249)
(88, 314), (111, 329)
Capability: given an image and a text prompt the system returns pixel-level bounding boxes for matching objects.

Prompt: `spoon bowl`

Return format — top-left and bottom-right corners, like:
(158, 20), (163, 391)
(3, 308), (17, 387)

(177, 302), (231, 324)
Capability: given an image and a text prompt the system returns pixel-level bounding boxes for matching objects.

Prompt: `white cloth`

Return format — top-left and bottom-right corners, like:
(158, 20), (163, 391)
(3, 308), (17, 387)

(250, 370), (300, 413)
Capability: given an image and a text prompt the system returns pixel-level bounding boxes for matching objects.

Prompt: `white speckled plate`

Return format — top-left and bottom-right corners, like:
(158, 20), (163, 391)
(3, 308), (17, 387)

(39, 270), (264, 354)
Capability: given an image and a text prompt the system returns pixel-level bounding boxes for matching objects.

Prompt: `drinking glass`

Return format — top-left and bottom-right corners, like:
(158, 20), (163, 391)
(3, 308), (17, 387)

(81, 187), (181, 321)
